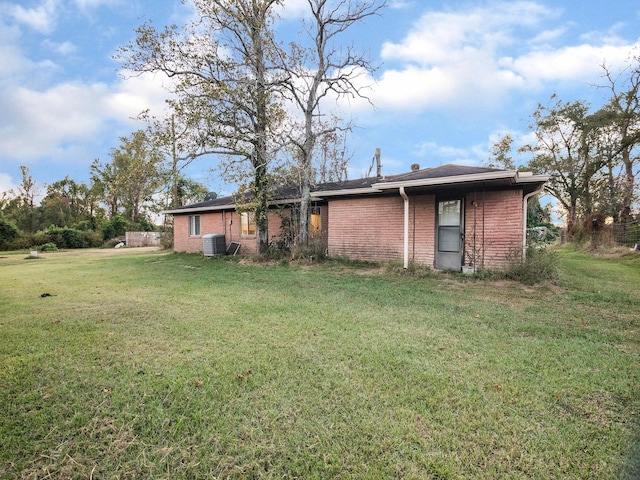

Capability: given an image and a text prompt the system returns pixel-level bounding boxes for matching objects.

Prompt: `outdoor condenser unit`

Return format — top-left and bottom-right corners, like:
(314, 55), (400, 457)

(203, 233), (226, 256)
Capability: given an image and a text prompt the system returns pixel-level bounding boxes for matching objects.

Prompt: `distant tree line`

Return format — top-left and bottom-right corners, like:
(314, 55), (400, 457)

(0, 130), (208, 251)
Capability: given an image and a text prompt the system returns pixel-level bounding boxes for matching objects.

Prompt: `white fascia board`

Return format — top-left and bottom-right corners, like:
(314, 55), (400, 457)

(514, 173), (550, 183)
(373, 171), (517, 190)
(163, 197), (306, 214)
(309, 187), (382, 198)
(162, 204), (234, 215)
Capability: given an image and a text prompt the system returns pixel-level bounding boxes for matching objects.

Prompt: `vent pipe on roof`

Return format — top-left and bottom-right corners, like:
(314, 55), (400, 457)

(375, 148), (382, 178)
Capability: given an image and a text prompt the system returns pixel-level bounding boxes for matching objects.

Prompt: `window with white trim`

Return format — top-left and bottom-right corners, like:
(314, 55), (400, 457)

(189, 215), (200, 236)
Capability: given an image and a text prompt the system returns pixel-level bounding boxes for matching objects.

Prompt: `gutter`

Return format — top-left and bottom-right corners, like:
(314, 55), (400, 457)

(400, 187), (409, 269)
(522, 184), (546, 258)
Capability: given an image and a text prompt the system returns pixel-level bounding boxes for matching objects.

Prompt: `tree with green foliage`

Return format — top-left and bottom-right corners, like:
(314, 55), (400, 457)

(91, 130), (163, 224)
(598, 56), (640, 222)
(39, 177), (102, 229)
(521, 97), (609, 231)
(0, 211), (18, 246)
(117, 0), (286, 253)
(3, 166), (41, 234)
(486, 133), (516, 170)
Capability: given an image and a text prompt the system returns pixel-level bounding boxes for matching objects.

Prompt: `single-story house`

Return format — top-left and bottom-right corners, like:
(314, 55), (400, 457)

(163, 164), (549, 271)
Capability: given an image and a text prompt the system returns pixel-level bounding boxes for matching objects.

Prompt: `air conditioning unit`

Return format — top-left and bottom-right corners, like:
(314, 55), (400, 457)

(203, 233), (226, 256)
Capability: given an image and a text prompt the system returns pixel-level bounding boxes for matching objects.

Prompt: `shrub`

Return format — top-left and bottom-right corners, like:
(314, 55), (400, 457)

(30, 231), (51, 247)
(0, 219), (19, 246)
(2, 233), (34, 251)
(502, 246), (559, 285)
(40, 242), (58, 252)
(85, 230), (103, 247)
(290, 242), (327, 263)
(44, 227), (103, 249)
(385, 260), (435, 278)
(102, 216), (130, 240)
(159, 230), (174, 250)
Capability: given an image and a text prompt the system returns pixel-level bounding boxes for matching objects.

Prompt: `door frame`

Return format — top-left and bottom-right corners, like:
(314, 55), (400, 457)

(435, 197), (465, 271)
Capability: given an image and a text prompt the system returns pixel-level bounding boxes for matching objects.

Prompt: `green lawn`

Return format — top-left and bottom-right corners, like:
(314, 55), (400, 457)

(0, 247), (638, 479)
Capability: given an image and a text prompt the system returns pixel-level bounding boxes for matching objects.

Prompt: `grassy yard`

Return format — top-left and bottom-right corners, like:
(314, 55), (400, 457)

(0, 247), (638, 479)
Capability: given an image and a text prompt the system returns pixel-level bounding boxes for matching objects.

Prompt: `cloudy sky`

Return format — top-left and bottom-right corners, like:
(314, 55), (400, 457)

(1, 0), (638, 197)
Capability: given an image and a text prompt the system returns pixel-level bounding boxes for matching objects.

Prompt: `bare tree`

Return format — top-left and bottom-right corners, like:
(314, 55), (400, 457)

(282, 0), (385, 245)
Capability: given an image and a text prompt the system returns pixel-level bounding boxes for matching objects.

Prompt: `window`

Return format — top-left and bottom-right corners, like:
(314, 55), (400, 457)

(310, 206), (321, 235)
(241, 212), (256, 236)
(189, 215), (200, 236)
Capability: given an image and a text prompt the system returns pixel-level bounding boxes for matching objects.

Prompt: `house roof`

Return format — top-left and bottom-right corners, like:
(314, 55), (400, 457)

(163, 164), (548, 214)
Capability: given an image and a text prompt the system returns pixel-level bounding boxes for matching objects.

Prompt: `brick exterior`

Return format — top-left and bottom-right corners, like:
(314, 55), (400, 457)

(172, 206), (329, 255)
(328, 189), (523, 269)
(327, 194), (437, 265)
(172, 189), (525, 270)
(464, 189), (523, 269)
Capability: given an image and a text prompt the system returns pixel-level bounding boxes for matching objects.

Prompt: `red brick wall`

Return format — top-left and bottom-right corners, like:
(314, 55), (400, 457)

(328, 196), (401, 262)
(328, 189), (523, 269)
(409, 194), (436, 266)
(328, 195), (437, 265)
(172, 207), (326, 255)
(173, 211), (230, 254)
(172, 191), (524, 269)
(464, 189), (523, 269)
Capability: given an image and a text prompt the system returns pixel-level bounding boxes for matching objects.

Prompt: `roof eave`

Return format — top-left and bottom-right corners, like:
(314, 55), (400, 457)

(162, 204), (234, 215)
(373, 171), (517, 189)
(309, 187), (382, 198)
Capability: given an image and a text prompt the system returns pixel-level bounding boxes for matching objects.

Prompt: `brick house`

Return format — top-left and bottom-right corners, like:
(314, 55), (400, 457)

(163, 164), (548, 271)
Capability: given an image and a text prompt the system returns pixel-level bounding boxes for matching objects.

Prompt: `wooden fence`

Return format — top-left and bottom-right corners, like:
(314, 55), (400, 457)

(125, 232), (162, 247)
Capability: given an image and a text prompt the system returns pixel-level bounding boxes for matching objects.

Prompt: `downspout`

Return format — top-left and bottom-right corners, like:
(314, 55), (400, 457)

(522, 185), (545, 258)
(400, 187), (409, 269)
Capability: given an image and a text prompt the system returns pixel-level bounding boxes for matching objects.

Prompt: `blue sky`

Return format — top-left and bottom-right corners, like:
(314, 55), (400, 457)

(1, 0), (639, 198)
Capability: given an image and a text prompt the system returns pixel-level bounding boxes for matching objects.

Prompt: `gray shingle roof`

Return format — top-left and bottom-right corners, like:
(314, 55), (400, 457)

(164, 164), (531, 213)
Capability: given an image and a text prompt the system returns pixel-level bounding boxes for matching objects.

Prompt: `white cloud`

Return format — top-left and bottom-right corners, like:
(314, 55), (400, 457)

(531, 27), (568, 44)
(73, 0), (121, 9)
(364, 1), (639, 114)
(42, 39), (77, 55)
(1, 0), (59, 34)
(413, 140), (486, 166)
(0, 83), (110, 159)
(277, 0), (308, 19)
(503, 43), (634, 84)
(388, 0), (414, 9)
(105, 71), (175, 120)
(0, 28), (32, 79)
(0, 173), (16, 194)
(0, 71), (173, 165)
(380, 1), (556, 65)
